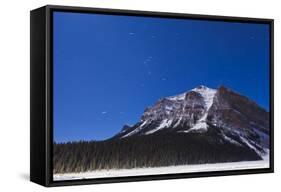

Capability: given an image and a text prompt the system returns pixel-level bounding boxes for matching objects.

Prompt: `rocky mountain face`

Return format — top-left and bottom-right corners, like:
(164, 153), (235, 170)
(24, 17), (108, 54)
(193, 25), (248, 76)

(113, 85), (270, 159)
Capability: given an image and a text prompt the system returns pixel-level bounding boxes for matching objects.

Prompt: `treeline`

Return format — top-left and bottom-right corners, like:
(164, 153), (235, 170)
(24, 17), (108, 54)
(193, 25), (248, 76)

(53, 128), (261, 173)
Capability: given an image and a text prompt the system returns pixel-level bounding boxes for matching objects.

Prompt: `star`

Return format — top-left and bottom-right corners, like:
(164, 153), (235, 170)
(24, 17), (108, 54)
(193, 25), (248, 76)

(144, 56), (153, 65)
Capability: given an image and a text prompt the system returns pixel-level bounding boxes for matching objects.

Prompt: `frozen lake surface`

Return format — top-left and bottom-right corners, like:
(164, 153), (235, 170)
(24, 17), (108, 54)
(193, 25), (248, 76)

(54, 159), (269, 181)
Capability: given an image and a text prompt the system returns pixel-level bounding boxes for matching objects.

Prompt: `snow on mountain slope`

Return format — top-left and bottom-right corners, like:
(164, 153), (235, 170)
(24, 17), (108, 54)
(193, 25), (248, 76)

(192, 85), (217, 110)
(121, 120), (148, 138)
(145, 119), (173, 135)
(156, 85), (216, 133)
(182, 86), (216, 133)
(167, 92), (186, 101)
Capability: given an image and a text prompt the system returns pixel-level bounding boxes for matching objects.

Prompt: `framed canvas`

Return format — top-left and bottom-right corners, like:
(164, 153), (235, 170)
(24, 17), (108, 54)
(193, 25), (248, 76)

(30, 5), (274, 187)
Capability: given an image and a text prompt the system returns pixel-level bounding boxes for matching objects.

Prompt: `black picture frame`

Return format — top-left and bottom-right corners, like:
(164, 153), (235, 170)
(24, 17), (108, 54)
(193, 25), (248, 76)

(30, 5), (274, 187)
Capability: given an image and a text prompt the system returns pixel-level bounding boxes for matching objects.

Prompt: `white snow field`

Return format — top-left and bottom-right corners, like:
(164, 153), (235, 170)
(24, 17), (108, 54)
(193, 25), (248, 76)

(54, 158), (269, 181)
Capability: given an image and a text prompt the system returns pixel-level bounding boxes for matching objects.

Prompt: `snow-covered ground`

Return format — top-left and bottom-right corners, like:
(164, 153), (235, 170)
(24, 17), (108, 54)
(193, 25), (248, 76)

(53, 158), (269, 181)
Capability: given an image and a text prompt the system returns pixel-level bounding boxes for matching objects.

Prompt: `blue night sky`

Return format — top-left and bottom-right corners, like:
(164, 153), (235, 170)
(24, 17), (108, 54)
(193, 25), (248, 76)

(53, 11), (270, 142)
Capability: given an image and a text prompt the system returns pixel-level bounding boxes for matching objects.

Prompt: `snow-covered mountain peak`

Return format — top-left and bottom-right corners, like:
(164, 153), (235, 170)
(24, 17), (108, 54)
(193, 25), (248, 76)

(192, 85), (216, 94)
(167, 85), (216, 102)
(193, 85), (211, 90)
(167, 93), (186, 101)
(191, 85), (216, 110)
(123, 85), (218, 136)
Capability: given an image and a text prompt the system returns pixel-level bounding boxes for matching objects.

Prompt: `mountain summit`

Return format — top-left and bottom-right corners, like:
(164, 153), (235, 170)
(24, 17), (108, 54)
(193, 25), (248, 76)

(113, 85), (269, 159)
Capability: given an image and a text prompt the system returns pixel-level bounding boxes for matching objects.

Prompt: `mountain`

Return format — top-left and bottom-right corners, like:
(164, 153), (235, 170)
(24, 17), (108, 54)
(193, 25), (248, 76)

(113, 85), (269, 158)
(53, 85), (269, 173)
